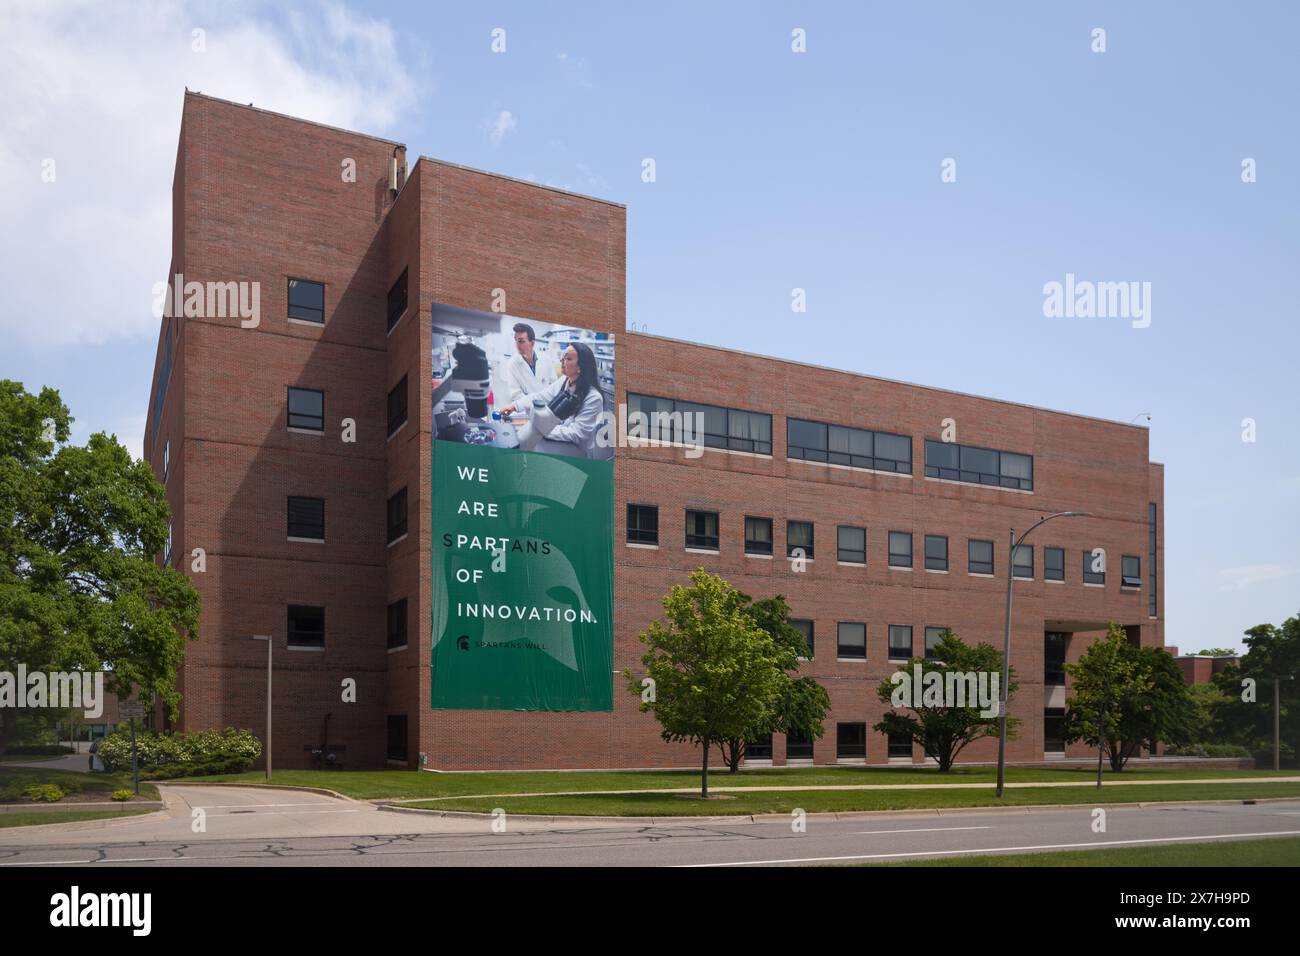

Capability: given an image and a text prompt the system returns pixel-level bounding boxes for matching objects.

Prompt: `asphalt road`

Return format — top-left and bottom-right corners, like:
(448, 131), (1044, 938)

(1, 786), (1298, 866)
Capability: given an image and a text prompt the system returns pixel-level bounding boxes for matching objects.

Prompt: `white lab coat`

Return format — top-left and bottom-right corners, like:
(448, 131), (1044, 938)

(506, 351), (559, 406)
(522, 377), (606, 457)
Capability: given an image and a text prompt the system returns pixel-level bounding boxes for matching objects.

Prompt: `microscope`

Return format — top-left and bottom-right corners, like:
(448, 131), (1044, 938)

(432, 338), (519, 447)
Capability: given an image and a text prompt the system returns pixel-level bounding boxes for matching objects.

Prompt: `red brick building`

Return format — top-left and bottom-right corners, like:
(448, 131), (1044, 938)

(145, 93), (1164, 770)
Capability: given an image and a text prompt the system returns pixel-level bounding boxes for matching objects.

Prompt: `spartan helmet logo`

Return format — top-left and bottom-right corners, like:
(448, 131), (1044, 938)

(456, 635), (470, 651)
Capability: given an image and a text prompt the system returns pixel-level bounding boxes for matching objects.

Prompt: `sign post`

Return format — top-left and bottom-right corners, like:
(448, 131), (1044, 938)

(119, 699), (145, 794)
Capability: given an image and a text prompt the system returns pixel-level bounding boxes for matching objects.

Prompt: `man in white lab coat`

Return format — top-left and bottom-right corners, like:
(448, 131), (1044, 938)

(505, 323), (558, 405)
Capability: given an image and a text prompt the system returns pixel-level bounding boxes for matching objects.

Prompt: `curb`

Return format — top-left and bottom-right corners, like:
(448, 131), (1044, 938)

(0, 800), (165, 814)
(155, 781), (360, 803)
(373, 795), (1300, 826)
(0, 808), (169, 833)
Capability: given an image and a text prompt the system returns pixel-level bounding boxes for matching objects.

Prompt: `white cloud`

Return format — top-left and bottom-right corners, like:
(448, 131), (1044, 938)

(0, 0), (418, 347)
(485, 109), (517, 147)
(1216, 563), (1300, 592)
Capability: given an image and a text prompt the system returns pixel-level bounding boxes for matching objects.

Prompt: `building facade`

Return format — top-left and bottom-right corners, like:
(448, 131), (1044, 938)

(145, 93), (1165, 770)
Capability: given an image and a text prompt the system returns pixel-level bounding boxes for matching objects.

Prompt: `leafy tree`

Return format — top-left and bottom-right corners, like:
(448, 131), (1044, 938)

(718, 594), (830, 773)
(1195, 647), (1236, 657)
(1062, 624), (1196, 771)
(872, 630), (1018, 771)
(1186, 682), (1232, 745)
(0, 381), (200, 755)
(625, 569), (788, 797)
(1211, 612), (1300, 766)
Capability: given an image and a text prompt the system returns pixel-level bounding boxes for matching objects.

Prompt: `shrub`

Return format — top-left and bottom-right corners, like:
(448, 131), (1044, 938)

(111, 789), (133, 802)
(22, 784), (65, 803)
(98, 728), (261, 776)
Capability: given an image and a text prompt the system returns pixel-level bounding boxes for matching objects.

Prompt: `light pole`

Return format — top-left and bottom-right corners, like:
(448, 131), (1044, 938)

(252, 634), (272, 781)
(995, 511), (1091, 798)
(1274, 675), (1295, 772)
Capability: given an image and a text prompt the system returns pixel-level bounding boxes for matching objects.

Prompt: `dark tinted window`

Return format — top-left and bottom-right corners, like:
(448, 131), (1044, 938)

(287, 496), (324, 540)
(925, 627), (948, 659)
(888, 531), (913, 568)
(627, 504), (658, 544)
(837, 722), (866, 759)
(288, 387), (324, 431)
(787, 520), (814, 559)
(924, 534), (948, 571)
(386, 715), (408, 762)
(1122, 555), (1141, 588)
(288, 604), (325, 647)
(746, 734), (773, 760)
(789, 418), (910, 473)
(387, 599), (408, 650)
(888, 733), (913, 759)
(387, 488), (408, 543)
(786, 733), (813, 760)
(288, 277), (324, 323)
(1013, 544), (1034, 578)
(1045, 632), (1067, 686)
(925, 438), (1032, 491)
(791, 619), (814, 659)
(1044, 708), (1066, 753)
(837, 622), (866, 660)
(686, 510), (719, 550)
(888, 625), (913, 660)
(1083, 550), (1106, 584)
(387, 268), (408, 331)
(745, 516), (773, 555)
(387, 376), (408, 436)
(626, 393), (771, 454)
(837, 525), (866, 563)
(1045, 546), (1065, 581)
(969, 539), (994, 575)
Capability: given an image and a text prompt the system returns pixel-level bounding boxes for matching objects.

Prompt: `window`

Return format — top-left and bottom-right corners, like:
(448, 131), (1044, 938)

(924, 534), (948, 571)
(786, 733), (813, 760)
(627, 504), (659, 545)
(925, 626), (948, 659)
(1083, 550), (1105, 585)
(888, 531), (912, 568)
(787, 418), (911, 474)
(288, 496), (325, 540)
(150, 324), (172, 450)
(162, 439), (170, 482)
(287, 277), (324, 323)
(1148, 503), (1158, 616)
(837, 722), (866, 759)
(288, 604), (325, 648)
(1013, 544), (1034, 579)
(924, 439), (1033, 491)
(791, 619), (814, 659)
(387, 376), (408, 436)
(387, 599), (408, 650)
(746, 734), (773, 760)
(837, 525), (866, 564)
(1044, 708), (1066, 753)
(387, 268), (408, 331)
(787, 520), (814, 559)
(1122, 555), (1141, 588)
(387, 488), (408, 543)
(837, 622), (866, 660)
(287, 387), (324, 431)
(386, 715), (408, 762)
(1045, 632), (1067, 686)
(685, 510), (719, 550)
(1044, 546), (1065, 581)
(626, 393), (772, 454)
(969, 539), (994, 575)
(163, 522), (172, 565)
(744, 516), (773, 555)
(888, 733), (913, 759)
(888, 625), (913, 660)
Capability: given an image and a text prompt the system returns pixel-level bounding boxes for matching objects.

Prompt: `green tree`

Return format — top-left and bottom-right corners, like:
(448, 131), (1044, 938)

(1196, 647), (1236, 657)
(625, 569), (788, 797)
(1063, 624), (1196, 771)
(1211, 612), (1300, 766)
(872, 630), (1018, 771)
(718, 595), (830, 773)
(0, 381), (200, 755)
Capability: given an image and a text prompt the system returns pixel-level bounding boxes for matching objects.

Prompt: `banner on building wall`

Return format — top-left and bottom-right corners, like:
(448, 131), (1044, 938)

(429, 303), (615, 710)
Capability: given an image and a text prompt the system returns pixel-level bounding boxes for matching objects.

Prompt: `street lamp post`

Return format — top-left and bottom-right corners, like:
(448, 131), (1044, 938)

(995, 511), (1091, 798)
(252, 634), (272, 781)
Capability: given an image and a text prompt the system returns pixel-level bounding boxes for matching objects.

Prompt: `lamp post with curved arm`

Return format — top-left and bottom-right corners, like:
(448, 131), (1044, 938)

(995, 510), (1090, 798)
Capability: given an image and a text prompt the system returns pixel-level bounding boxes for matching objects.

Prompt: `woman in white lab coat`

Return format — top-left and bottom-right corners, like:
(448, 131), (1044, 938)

(500, 343), (604, 457)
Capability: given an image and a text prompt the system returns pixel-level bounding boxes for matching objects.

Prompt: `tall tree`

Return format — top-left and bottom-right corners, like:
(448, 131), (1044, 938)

(718, 594), (830, 773)
(626, 569), (787, 797)
(0, 381), (200, 754)
(1062, 624), (1196, 771)
(1211, 612), (1300, 765)
(872, 630), (1018, 771)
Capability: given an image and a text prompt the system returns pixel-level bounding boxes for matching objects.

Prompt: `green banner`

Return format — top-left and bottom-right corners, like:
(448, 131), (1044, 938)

(430, 441), (614, 710)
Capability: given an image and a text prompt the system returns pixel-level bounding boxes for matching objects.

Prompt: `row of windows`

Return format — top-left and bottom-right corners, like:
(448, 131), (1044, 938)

(745, 727), (916, 761)
(284, 490), (407, 544)
(791, 621), (954, 662)
(628, 505), (1143, 586)
(282, 599), (411, 651)
(627, 393), (1033, 491)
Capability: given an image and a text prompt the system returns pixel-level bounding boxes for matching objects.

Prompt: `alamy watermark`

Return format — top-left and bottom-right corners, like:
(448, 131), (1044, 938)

(890, 664), (1000, 718)
(1042, 273), (1151, 328)
(0, 665), (104, 718)
(152, 272), (261, 327)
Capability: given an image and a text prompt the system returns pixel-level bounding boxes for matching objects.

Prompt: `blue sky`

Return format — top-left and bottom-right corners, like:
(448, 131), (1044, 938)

(2, 0), (1296, 652)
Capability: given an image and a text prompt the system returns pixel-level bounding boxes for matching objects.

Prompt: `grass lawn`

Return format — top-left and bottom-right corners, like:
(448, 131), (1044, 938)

(863, 835), (1300, 867)
(404, 782), (1300, 816)
(178, 764), (1295, 803)
(0, 808), (156, 829)
(0, 765), (160, 803)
